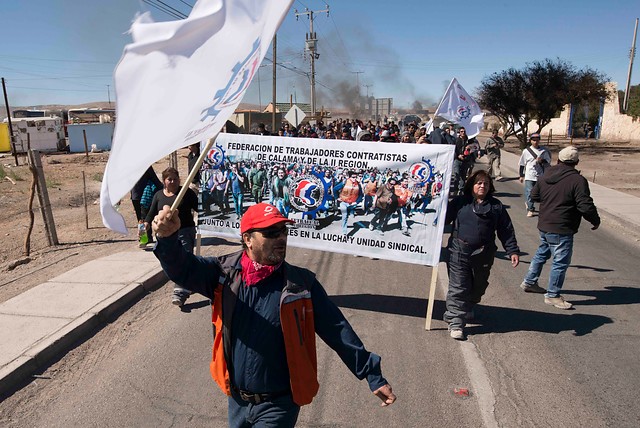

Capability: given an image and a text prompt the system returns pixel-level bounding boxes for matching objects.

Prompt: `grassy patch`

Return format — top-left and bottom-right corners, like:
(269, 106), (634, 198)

(46, 178), (62, 188)
(0, 165), (24, 182)
(91, 172), (103, 182)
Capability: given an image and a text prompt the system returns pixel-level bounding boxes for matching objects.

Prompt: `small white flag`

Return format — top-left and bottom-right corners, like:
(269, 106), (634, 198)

(431, 78), (484, 138)
(101, 0), (293, 233)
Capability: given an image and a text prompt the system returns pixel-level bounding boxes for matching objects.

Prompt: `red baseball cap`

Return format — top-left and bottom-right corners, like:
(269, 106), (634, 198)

(240, 203), (294, 234)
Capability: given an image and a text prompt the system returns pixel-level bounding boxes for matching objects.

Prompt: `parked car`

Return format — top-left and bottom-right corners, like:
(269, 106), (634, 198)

(402, 114), (422, 126)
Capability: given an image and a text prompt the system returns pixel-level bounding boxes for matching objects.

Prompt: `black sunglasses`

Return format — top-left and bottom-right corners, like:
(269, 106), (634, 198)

(255, 226), (289, 239)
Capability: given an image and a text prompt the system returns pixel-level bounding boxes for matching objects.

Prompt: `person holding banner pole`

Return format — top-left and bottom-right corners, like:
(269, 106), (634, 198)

(151, 202), (396, 426)
(444, 170), (520, 340)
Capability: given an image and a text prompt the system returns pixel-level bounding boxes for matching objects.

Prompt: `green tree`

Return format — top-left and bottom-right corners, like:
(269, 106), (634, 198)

(619, 84), (640, 118)
(478, 59), (610, 147)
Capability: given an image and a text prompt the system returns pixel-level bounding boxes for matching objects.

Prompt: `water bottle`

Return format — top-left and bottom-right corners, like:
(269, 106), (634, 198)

(138, 220), (148, 247)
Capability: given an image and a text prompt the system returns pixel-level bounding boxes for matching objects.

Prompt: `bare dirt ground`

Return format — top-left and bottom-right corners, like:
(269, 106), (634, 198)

(1, 136), (639, 304)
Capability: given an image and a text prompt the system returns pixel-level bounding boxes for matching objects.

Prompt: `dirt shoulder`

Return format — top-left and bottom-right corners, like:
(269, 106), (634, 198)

(1, 136), (639, 303)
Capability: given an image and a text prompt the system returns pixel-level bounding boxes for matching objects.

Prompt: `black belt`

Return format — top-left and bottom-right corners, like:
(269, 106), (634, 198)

(232, 386), (290, 405)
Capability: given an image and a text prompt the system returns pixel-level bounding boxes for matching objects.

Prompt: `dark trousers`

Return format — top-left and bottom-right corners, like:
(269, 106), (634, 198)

(445, 237), (496, 330)
(228, 389), (299, 428)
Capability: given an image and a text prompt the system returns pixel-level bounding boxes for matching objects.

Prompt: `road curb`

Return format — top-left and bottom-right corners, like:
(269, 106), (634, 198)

(0, 268), (168, 398)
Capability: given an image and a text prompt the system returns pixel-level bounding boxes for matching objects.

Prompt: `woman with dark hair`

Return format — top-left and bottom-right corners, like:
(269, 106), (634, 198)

(444, 170), (520, 340)
(145, 167), (199, 306)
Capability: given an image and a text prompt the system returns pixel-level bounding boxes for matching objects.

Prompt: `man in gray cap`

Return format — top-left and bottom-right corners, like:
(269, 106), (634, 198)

(520, 146), (600, 309)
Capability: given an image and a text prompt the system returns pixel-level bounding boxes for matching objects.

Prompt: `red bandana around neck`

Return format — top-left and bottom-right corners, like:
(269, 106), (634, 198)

(241, 252), (282, 287)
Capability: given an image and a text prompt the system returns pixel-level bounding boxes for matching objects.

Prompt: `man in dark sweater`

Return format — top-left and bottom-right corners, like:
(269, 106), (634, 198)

(520, 146), (600, 309)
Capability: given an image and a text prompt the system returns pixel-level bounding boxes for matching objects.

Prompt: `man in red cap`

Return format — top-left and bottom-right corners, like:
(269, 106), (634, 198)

(152, 202), (396, 427)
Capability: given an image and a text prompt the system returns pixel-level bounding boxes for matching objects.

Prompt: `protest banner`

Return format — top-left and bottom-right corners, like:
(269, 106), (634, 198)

(198, 133), (454, 267)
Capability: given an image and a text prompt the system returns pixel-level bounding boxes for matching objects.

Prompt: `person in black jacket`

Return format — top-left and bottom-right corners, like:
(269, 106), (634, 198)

(445, 170), (520, 340)
(520, 146), (600, 310)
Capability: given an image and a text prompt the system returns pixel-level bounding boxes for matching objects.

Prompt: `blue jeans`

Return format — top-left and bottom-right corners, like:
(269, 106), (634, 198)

(228, 389), (299, 428)
(339, 201), (356, 234)
(232, 192), (244, 217)
(523, 231), (574, 298)
(524, 180), (536, 212)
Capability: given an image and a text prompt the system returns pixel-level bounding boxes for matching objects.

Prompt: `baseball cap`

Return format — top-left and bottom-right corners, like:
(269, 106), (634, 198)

(240, 203), (294, 234)
(530, 133), (541, 140)
(558, 146), (579, 163)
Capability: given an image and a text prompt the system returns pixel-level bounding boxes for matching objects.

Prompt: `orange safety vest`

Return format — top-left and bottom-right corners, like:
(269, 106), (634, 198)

(339, 179), (360, 204)
(394, 186), (412, 207)
(209, 251), (320, 406)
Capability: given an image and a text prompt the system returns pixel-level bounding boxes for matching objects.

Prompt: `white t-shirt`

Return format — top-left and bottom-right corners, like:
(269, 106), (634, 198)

(519, 145), (551, 181)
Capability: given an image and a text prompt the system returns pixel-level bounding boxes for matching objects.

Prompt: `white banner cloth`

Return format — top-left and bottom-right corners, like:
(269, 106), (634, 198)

(100, 0), (293, 234)
(198, 134), (454, 266)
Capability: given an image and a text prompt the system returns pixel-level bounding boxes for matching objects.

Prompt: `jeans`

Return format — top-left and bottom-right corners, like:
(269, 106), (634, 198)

(173, 227), (196, 297)
(523, 231), (574, 298)
(524, 180), (536, 212)
(232, 192), (244, 217)
(228, 389), (299, 428)
(339, 201), (356, 234)
(272, 198), (289, 217)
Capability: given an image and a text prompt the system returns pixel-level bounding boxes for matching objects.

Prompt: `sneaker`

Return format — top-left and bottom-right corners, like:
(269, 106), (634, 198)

(172, 294), (187, 307)
(402, 230), (410, 236)
(496, 176), (503, 181)
(450, 329), (465, 340)
(520, 282), (546, 293)
(544, 296), (573, 309)
(527, 211), (534, 217)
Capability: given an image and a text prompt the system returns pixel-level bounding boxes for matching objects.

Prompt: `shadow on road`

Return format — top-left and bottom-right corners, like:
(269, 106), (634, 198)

(329, 293), (437, 319)
(463, 305), (612, 337)
(562, 285), (640, 306)
(331, 293), (613, 337)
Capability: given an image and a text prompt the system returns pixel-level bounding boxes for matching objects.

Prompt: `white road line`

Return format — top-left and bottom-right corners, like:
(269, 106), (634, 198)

(437, 262), (499, 428)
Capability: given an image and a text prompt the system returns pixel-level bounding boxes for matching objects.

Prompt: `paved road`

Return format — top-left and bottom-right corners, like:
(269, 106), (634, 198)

(2, 177), (639, 427)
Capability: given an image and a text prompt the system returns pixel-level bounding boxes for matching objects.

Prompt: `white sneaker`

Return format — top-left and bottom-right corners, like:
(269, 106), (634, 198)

(450, 329), (465, 340)
(527, 211), (534, 217)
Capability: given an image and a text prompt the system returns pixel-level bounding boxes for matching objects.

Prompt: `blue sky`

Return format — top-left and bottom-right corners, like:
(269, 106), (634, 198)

(1, 0), (638, 111)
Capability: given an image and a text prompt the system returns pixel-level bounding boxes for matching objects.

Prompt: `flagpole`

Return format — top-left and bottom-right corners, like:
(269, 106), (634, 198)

(430, 77), (455, 127)
(169, 136), (217, 214)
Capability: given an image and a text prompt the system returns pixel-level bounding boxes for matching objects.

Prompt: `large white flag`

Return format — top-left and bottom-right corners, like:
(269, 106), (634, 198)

(429, 78), (484, 138)
(100, 0), (293, 234)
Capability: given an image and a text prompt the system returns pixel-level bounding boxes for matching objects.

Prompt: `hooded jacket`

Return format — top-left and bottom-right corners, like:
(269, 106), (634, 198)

(531, 163), (600, 234)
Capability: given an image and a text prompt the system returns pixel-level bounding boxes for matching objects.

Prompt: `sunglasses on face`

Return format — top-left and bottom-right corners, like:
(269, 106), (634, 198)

(256, 226), (289, 239)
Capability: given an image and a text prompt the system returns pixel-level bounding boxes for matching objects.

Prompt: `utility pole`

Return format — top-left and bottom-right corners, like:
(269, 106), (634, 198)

(351, 71), (364, 116)
(295, 6), (329, 119)
(623, 18), (638, 113)
(2, 77), (18, 166)
(107, 84), (112, 108)
(363, 84), (373, 119)
(272, 34), (277, 133)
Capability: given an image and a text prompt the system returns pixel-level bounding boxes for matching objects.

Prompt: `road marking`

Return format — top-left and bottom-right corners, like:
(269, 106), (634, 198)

(459, 340), (499, 428)
(437, 262), (499, 427)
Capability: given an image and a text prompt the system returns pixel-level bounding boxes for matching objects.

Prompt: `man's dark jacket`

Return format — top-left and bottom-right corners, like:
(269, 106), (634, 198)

(531, 163), (600, 234)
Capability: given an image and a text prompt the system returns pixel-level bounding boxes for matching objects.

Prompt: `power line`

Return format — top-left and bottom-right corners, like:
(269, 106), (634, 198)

(141, 0), (186, 19)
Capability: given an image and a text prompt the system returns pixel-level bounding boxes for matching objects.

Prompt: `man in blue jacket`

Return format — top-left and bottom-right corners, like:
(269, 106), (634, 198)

(520, 146), (600, 309)
(152, 203), (396, 427)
